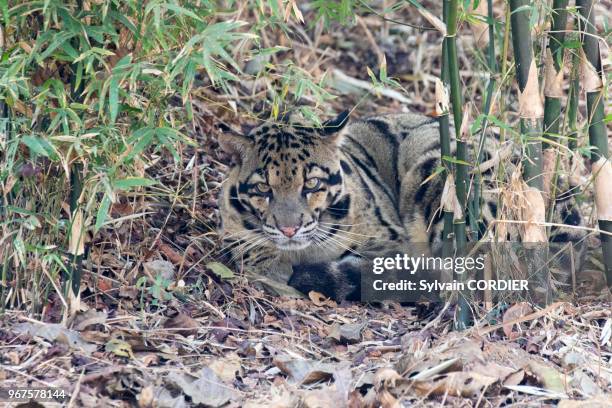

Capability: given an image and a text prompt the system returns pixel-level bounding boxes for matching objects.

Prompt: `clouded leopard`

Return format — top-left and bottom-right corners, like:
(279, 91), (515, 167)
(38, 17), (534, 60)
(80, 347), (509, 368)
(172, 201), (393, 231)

(217, 111), (585, 301)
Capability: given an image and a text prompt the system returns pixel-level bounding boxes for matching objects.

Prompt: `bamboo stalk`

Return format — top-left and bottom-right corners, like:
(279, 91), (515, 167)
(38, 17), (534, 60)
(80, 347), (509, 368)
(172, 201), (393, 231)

(444, 0), (465, 220)
(509, 0), (551, 304)
(576, 0), (612, 287)
(542, 0), (569, 225)
(65, 3), (86, 314)
(567, 51), (580, 152)
(0, 20), (8, 311)
(0, 101), (9, 312)
(440, 0), (454, 258)
(509, 0), (544, 190)
(471, 0), (497, 240)
(543, 0), (569, 143)
(444, 0), (470, 330)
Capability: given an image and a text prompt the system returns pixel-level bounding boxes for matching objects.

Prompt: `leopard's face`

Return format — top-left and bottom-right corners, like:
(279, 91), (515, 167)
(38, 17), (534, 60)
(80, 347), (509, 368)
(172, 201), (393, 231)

(220, 112), (349, 251)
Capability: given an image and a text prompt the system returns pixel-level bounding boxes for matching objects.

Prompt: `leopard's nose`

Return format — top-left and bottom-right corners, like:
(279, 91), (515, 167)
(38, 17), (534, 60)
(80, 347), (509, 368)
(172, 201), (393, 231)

(279, 226), (299, 238)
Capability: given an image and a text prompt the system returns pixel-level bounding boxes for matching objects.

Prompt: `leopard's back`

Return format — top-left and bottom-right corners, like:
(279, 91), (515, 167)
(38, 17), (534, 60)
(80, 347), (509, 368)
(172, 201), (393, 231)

(343, 112), (585, 248)
(342, 113), (450, 243)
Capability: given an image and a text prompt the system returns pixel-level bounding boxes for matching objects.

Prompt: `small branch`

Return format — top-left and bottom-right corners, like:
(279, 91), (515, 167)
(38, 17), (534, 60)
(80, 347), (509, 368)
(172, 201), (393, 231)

(332, 69), (412, 104)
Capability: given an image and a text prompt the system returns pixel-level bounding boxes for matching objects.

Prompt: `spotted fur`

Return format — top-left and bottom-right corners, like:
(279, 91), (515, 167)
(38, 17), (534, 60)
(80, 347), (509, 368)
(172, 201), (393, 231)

(217, 112), (585, 300)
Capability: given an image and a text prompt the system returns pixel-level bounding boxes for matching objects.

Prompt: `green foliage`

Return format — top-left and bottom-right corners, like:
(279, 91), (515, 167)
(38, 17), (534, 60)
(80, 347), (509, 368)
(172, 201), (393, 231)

(135, 275), (174, 308)
(311, 0), (357, 26)
(0, 0), (259, 312)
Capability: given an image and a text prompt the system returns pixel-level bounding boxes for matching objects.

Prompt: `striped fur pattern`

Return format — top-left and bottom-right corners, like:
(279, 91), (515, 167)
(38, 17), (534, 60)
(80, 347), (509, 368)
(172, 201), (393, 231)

(217, 112), (585, 300)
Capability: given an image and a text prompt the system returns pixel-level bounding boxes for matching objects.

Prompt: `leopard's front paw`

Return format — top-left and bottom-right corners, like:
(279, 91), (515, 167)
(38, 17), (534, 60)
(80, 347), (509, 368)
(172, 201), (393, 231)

(288, 257), (362, 301)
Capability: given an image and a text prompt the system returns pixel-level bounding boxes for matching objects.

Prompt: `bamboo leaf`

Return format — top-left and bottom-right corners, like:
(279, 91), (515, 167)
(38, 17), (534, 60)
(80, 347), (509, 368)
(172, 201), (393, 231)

(442, 155), (471, 166)
(95, 194), (112, 232)
(113, 177), (157, 190)
(109, 55), (132, 123)
(163, 3), (203, 21)
(21, 135), (57, 160)
(420, 165), (446, 186)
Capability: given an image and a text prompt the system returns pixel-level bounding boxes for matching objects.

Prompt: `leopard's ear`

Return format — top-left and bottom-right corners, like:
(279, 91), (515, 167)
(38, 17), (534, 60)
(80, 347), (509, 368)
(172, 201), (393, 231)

(322, 110), (349, 134)
(217, 125), (253, 164)
(321, 110), (350, 145)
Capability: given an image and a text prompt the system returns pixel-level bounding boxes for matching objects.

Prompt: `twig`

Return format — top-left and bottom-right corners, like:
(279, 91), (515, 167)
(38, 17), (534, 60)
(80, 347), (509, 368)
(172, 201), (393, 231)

(67, 369), (85, 408)
(333, 69), (412, 104)
(0, 365), (59, 388)
(476, 301), (568, 335)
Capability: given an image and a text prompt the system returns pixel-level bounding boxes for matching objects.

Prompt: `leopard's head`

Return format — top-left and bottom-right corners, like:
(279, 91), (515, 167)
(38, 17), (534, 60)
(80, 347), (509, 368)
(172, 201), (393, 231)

(219, 111), (349, 251)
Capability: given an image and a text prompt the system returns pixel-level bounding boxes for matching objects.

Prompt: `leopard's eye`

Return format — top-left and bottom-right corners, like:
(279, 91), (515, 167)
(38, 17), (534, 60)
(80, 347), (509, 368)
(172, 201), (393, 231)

(304, 178), (321, 191)
(256, 183), (271, 193)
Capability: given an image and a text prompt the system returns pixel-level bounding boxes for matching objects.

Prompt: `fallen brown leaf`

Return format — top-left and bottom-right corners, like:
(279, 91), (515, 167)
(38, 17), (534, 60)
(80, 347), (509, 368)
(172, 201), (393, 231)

(163, 312), (199, 336)
(13, 322), (97, 354)
(309, 291), (337, 307)
(328, 322), (364, 344)
(208, 352), (242, 382)
(168, 367), (234, 408)
(502, 302), (534, 338)
(159, 243), (186, 266)
(274, 354), (349, 385)
(73, 309), (108, 331)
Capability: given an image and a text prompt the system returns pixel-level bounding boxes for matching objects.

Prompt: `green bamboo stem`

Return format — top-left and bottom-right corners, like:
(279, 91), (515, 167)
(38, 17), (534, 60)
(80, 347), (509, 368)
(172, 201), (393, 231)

(444, 0), (469, 330)
(0, 101), (9, 313)
(576, 0), (612, 287)
(510, 0), (551, 304)
(471, 0), (497, 239)
(567, 51), (580, 152)
(542, 0), (569, 144)
(445, 0), (465, 217)
(0, 3), (10, 310)
(68, 165), (84, 296)
(66, 3), (86, 300)
(510, 0), (544, 190)
(440, 0), (454, 257)
(543, 0), (569, 227)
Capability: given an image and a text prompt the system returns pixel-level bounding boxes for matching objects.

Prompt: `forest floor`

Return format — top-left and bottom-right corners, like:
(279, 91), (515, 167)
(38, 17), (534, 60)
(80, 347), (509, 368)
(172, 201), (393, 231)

(1, 2), (611, 407)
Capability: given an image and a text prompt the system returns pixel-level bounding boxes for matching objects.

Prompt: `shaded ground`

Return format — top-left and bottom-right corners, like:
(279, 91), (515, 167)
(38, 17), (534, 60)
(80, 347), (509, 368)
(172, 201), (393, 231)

(2, 293), (611, 407)
(1, 2), (612, 407)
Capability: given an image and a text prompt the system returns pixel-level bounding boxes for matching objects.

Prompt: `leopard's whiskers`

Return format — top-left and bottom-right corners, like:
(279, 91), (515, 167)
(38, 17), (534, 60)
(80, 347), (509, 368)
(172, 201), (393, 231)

(316, 227), (366, 246)
(219, 232), (266, 259)
(229, 234), (268, 263)
(313, 229), (362, 257)
(317, 224), (377, 239)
